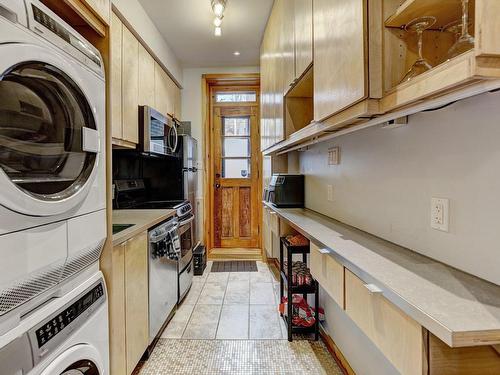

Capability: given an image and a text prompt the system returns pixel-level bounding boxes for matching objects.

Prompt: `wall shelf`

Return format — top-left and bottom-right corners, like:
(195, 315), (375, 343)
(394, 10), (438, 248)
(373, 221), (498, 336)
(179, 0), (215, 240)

(385, 0), (466, 30)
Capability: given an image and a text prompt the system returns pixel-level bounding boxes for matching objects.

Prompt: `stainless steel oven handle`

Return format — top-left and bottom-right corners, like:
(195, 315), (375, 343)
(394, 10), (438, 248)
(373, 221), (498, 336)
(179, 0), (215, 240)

(178, 215), (195, 226)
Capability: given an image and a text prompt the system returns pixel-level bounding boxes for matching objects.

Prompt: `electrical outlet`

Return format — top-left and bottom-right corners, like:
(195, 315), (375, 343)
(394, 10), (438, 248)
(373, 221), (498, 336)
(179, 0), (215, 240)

(431, 198), (449, 232)
(327, 185), (334, 202)
(328, 147), (339, 165)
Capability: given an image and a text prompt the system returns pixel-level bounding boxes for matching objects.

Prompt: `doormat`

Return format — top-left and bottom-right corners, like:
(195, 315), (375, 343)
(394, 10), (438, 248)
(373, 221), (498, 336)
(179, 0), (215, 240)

(211, 261), (258, 272)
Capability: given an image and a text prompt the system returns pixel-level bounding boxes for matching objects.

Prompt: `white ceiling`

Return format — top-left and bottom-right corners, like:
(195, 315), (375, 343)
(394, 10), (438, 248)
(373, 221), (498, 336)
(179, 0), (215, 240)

(138, 0), (274, 68)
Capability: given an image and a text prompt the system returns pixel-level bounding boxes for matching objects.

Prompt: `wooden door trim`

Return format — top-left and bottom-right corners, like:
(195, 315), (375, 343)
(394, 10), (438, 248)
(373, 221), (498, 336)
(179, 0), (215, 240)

(202, 74), (262, 255)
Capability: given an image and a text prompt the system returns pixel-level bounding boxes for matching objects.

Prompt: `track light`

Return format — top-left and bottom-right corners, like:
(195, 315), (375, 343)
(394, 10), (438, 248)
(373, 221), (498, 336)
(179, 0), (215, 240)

(214, 26), (222, 36)
(211, 0), (227, 17)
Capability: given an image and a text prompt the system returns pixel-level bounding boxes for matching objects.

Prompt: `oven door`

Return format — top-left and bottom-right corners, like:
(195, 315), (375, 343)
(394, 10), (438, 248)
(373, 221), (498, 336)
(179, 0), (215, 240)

(178, 214), (194, 271)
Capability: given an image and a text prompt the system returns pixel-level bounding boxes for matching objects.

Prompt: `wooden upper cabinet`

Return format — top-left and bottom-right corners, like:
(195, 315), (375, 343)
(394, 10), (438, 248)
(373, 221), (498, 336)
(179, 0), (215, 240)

(81, 0), (110, 25)
(138, 43), (155, 108)
(121, 25), (139, 144)
(154, 62), (169, 117)
(294, 0), (313, 79)
(110, 12), (123, 140)
(280, 0), (295, 92)
(313, 0), (368, 122)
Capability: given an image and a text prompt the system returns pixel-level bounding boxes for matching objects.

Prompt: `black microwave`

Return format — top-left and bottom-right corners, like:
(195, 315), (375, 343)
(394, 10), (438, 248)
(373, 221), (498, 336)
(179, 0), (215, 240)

(266, 174), (304, 208)
(139, 106), (179, 156)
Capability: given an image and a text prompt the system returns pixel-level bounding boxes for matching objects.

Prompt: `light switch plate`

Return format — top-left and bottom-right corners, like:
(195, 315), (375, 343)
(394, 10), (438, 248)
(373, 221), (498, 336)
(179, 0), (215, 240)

(431, 197), (449, 232)
(327, 185), (334, 202)
(328, 147), (339, 165)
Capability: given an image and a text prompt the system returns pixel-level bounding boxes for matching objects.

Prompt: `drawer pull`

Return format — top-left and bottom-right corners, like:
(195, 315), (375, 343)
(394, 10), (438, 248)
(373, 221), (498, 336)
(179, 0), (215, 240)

(318, 248), (331, 254)
(364, 283), (383, 295)
(269, 211), (277, 215)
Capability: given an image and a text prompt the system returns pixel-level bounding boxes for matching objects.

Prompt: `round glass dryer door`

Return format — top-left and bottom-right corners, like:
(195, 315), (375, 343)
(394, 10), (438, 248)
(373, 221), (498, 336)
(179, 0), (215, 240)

(0, 59), (99, 216)
(62, 360), (100, 375)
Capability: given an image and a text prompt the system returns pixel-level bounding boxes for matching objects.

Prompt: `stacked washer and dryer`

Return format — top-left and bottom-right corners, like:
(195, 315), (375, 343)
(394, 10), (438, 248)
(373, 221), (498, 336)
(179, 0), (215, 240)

(0, 1), (109, 374)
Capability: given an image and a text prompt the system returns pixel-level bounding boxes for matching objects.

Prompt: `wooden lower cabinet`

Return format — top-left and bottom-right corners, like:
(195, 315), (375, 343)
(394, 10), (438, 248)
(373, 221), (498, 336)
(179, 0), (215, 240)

(104, 232), (149, 375)
(345, 269), (425, 375)
(262, 207), (272, 259)
(309, 242), (344, 308)
(124, 231), (149, 374)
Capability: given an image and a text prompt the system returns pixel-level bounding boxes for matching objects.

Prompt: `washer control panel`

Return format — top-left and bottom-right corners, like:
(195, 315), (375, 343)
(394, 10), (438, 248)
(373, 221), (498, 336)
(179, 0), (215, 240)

(28, 280), (106, 364)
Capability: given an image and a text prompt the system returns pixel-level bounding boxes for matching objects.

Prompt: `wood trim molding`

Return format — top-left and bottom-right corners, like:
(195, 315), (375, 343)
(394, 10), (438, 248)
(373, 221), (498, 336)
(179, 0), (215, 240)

(319, 326), (356, 375)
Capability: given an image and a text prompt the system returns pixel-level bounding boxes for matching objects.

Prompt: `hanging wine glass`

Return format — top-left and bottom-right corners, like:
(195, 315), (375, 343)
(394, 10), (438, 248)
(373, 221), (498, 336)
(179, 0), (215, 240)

(447, 0), (475, 59)
(400, 16), (437, 83)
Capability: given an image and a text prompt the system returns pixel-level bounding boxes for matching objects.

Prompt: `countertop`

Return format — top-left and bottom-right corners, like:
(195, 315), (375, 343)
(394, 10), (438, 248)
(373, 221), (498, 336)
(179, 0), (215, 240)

(263, 201), (500, 348)
(112, 209), (176, 246)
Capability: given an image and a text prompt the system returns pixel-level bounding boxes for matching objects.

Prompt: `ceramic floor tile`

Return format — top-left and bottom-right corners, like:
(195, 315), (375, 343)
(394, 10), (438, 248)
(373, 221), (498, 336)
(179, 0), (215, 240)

(228, 272), (251, 282)
(161, 303), (195, 339)
(216, 304), (249, 339)
(197, 281), (227, 305)
(182, 304), (221, 339)
(224, 280), (250, 305)
(250, 270), (273, 284)
(206, 271), (230, 284)
(250, 282), (276, 305)
(182, 280), (204, 305)
(249, 304), (284, 339)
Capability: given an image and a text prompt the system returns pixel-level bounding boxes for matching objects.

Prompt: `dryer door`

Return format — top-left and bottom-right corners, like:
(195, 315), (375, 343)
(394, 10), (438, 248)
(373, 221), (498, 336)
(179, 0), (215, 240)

(40, 344), (105, 375)
(0, 44), (100, 217)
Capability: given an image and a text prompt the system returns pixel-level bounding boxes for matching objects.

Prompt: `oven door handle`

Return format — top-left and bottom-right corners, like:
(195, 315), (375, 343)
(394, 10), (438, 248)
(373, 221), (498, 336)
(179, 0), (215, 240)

(179, 215), (195, 226)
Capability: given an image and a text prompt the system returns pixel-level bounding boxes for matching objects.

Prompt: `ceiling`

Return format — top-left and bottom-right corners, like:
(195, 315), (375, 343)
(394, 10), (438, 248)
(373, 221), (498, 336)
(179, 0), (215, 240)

(138, 0), (274, 68)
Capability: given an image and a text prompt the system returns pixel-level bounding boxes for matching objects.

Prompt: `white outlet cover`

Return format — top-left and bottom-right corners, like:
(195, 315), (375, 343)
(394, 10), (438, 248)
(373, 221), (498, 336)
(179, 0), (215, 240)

(431, 197), (449, 232)
(328, 147), (339, 165)
(327, 185), (334, 202)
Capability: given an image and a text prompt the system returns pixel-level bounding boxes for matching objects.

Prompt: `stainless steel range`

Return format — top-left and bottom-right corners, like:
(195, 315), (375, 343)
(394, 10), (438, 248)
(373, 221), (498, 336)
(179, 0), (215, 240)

(114, 179), (194, 303)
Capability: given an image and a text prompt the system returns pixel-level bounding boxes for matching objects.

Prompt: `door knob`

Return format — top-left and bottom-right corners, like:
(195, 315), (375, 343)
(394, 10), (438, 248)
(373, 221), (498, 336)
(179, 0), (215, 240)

(215, 183), (220, 189)
(215, 173), (221, 178)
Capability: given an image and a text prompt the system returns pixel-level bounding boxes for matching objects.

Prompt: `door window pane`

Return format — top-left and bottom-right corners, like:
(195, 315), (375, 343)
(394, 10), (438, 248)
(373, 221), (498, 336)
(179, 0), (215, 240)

(223, 159), (250, 178)
(223, 138), (250, 157)
(223, 117), (249, 136)
(216, 91), (256, 103)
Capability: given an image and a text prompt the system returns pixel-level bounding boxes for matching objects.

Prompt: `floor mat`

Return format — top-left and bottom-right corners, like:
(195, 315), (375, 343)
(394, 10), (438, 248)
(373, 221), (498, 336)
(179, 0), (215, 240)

(211, 260), (258, 272)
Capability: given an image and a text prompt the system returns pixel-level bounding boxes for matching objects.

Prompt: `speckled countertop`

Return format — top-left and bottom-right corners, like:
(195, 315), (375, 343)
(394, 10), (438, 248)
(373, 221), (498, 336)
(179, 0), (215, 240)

(112, 209), (176, 246)
(263, 202), (500, 348)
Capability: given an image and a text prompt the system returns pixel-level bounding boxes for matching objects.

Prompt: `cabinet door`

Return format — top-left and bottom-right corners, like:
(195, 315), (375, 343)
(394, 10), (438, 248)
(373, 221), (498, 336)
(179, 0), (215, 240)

(107, 243), (126, 375)
(166, 76), (176, 117)
(280, 0), (295, 91)
(138, 44), (155, 108)
(125, 231), (149, 374)
(313, 0), (367, 121)
(82, 0), (110, 24)
(345, 269), (424, 375)
(154, 62), (169, 117)
(122, 26), (139, 144)
(294, 0), (313, 78)
(110, 12), (122, 140)
(174, 85), (182, 119)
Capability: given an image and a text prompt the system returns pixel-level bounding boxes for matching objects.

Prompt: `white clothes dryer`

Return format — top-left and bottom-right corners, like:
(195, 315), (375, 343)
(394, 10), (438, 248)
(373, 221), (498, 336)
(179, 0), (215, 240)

(0, 0), (106, 326)
(0, 271), (109, 375)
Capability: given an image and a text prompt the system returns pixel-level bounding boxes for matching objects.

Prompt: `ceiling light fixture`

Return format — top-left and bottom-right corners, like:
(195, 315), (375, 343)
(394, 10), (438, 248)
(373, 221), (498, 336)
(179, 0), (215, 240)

(233, 51), (240, 56)
(213, 17), (223, 27)
(211, 0), (227, 17)
(211, 0), (227, 36)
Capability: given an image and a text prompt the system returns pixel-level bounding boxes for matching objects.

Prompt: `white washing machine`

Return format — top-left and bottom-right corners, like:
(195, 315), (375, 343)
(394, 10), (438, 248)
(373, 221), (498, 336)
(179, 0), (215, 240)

(0, 271), (109, 375)
(0, 0), (106, 329)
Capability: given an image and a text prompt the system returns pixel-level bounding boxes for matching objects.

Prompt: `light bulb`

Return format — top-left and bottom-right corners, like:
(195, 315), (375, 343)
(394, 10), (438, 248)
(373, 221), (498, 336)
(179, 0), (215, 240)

(213, 3), (224, 17)
(214, 26), (222, 36)
(213, 17), (222, 27)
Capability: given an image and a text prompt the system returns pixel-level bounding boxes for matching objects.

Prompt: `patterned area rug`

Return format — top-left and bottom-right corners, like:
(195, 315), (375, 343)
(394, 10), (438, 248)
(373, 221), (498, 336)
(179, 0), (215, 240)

(134, 339), (343, 375)
(211, 261), (258, 272)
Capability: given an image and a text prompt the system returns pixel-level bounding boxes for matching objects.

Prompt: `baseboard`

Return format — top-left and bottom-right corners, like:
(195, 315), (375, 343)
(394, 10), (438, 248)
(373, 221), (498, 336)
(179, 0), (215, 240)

(319, 325), (356, 375)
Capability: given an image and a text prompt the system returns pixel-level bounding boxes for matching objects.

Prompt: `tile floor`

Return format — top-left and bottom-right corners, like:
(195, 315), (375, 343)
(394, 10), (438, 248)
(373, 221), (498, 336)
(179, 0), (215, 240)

(134, 260), (343, 374)
(161, 260), (286, 340)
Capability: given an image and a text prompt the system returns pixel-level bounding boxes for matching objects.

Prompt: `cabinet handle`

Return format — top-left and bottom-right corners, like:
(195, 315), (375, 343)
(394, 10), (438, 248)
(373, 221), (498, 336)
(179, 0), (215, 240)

(318, 248), (331, 255)
(269, 211), (277, 215)
(364, 283), (383, 295)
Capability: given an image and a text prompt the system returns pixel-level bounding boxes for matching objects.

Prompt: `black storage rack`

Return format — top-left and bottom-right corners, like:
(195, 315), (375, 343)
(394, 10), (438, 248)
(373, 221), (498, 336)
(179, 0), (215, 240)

(279, 237), (320, 342)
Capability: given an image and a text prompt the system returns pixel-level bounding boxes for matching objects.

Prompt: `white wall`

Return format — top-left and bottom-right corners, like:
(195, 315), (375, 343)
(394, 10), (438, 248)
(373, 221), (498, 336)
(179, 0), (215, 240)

(112, 0), (183, 85)
(299, 90), (500, 286)
(181, 66), (259, 242)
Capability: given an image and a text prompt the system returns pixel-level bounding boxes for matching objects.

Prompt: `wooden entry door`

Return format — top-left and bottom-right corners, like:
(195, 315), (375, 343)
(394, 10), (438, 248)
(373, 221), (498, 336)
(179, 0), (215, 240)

(212, 101), (260, 248)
